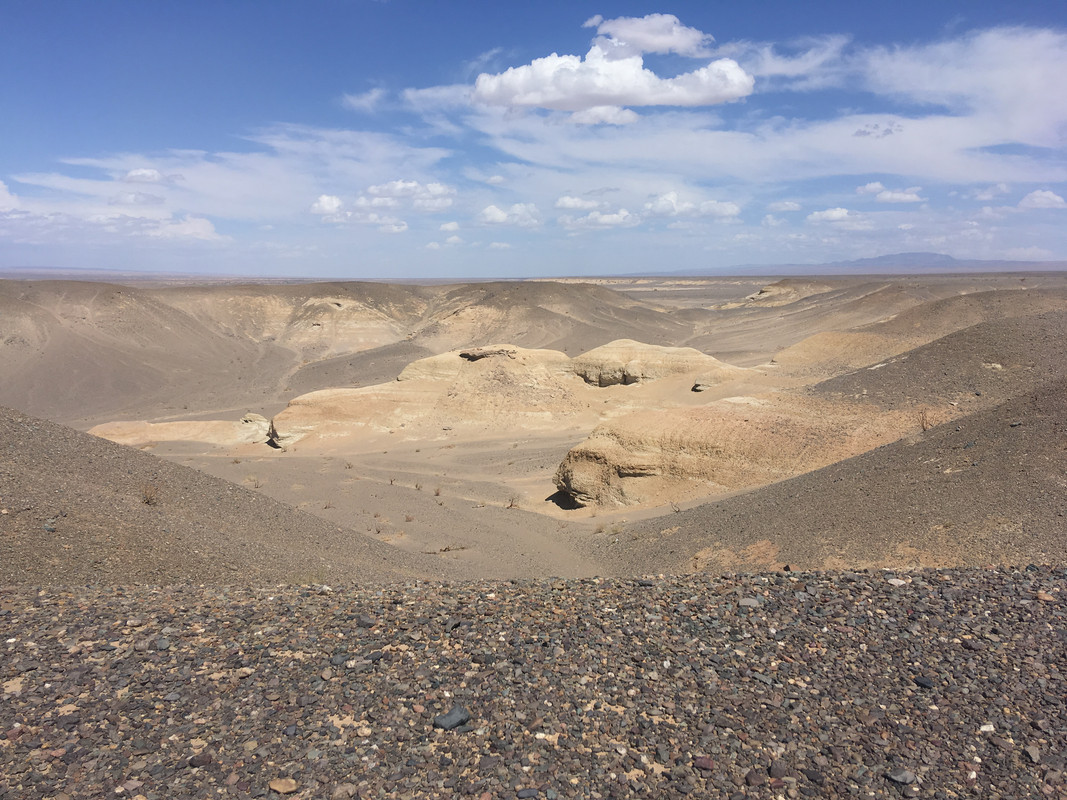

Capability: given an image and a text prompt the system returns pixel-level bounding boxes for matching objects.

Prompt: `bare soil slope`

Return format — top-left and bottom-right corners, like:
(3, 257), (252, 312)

(0, 406), (457, 585)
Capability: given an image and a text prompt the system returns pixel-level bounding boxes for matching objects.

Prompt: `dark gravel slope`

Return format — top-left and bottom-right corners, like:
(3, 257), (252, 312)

(610, 376), (1067, 575)
(0, 406), (456, 586)
(1, 568), (1063, 799)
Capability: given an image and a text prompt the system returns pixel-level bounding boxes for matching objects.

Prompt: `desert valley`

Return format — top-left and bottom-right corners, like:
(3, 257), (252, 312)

(2, 271), (1066, 583)
(2, 270), (1066, 799)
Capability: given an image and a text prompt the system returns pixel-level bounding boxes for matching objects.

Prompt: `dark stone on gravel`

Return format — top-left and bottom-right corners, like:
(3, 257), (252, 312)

(433, 705), (472, 730)
(886, 768), (917, 784)
(187, 752), (212, 767)
(517, 789), (539, 798)
(913, 675), (935, 689)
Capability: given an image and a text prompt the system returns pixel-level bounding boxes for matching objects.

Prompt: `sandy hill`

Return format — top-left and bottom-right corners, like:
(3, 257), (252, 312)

(0, 279), (694, 427)
(0, 406), (456, 585)
(603, 374), (1067, 575)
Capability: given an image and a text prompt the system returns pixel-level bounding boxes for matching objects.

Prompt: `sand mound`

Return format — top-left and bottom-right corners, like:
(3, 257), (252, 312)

(0, 406), (450, 585)
(569, 339), (745, 387)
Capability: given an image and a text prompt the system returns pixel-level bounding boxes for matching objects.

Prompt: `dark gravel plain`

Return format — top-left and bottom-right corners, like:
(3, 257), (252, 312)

(2, 567), (1065, 800)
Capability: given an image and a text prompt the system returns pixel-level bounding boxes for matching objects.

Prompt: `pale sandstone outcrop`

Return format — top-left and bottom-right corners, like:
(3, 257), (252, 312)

(569, 339), (746, 387)
(553, 395), (913, 507)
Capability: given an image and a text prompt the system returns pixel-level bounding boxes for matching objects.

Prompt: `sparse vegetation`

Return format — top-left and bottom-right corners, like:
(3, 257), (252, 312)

(405, 514), (415, 523)
(434, 486), (442, 496)
(231, 458), (241, 464)
(919, 407), (931, 432)
(344, 462), (353, 470)
(141, 484), (158, 506)
(414, 482), (422, 491)
(506, 496), (519, 509)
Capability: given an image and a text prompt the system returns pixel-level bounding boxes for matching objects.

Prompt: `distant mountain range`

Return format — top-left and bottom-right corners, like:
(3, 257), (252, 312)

(706, 251), (1067, 276)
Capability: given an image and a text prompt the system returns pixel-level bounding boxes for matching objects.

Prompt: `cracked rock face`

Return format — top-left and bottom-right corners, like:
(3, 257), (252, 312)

(554, 395), (912, 508)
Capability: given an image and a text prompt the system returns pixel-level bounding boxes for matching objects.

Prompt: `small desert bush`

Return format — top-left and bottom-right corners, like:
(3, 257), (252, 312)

(141, 484), (158, 506)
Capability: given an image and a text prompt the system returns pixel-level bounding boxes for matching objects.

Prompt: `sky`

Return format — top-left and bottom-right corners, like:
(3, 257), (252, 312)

(2, 1), (1067, 279)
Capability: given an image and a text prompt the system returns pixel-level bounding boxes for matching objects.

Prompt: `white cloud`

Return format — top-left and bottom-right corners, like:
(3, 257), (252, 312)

(807, 207), (851, 222)
(123, 168), (166, 183)
(555, 195), (600, 210)
(478, 203), (541, 227)
(725, 35), (850, 89)
(586, 13), (713, 59)
(366, 179), (455, 210)
(806, 207), (873, 230)
(472, 15), (753, 116)
(145, 215), (221, 240)
(861, 27), (1067, 148)
(559, 208), (637, 230)
(445, 235), (463, 245)
(762, 214), (784, 227)
(856, 181), (885, 195)
(311, 194), (343, 215)
(1019, 189), (1066, 209)
(439, 221), (459, 231)
(877, 187), (924, 203)
(488, 242), (512, 250)
(644, 191), (740, 219)
(486, 175), (506, 185)
(968, 183), (1010, 201)
(767, 200), (801, 212)
(0, 180), (20, 211)
(342, 88), (386, 112)
(570, 106), (640, 125)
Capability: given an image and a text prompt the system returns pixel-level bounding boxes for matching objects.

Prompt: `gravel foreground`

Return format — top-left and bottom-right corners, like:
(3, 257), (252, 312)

(2, 567), (1065, 800)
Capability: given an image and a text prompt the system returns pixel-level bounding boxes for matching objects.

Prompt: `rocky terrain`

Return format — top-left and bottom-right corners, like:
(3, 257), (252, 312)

(2, 568), (1064, 799)
(3, 272), (1067, 799)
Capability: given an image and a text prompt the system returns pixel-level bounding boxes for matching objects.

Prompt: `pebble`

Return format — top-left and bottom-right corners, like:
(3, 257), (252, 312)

(433, 705), (472, 730)
(268, 777), (298, 794)
(0, 566), (1064, 799)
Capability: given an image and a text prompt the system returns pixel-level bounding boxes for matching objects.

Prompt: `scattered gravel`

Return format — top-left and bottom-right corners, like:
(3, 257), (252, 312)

(2, 566), (1065, 799)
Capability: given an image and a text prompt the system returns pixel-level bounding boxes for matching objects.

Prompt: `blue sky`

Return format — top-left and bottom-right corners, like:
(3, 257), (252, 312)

(2, 1), (1067, 278)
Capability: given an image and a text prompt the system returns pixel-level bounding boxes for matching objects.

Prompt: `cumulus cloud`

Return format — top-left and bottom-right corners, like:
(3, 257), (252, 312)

(584, 13), (713, 59)
(856, 182), (885, 195)
(365, 179), (455, 210)
(478, 203), (541, 227)
(767, 200), (801, 212)
(559, 208), (637, 230)
(1019, 189), (1066, 209)
(856, 182), (924, 202)
(488, 242), (512, 250)
(806, 207), (872, 230)
(439, 221), (459, 231)
(310, 194), (343, 215)
(555, 195), (600, 210)
(472, 14), (753, 118)
(644, 191), (740, 219)
(145, 215), (221, 240)
(342, 88), (386, 112)
(762, 214), (784, 227)
(807, 207), (851, 222)
(123, 168), (166, 183)
(876, 187), (924, 203)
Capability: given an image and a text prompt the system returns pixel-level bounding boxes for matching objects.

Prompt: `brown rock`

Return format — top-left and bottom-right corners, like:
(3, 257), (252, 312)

(269, 777), (299, 794)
